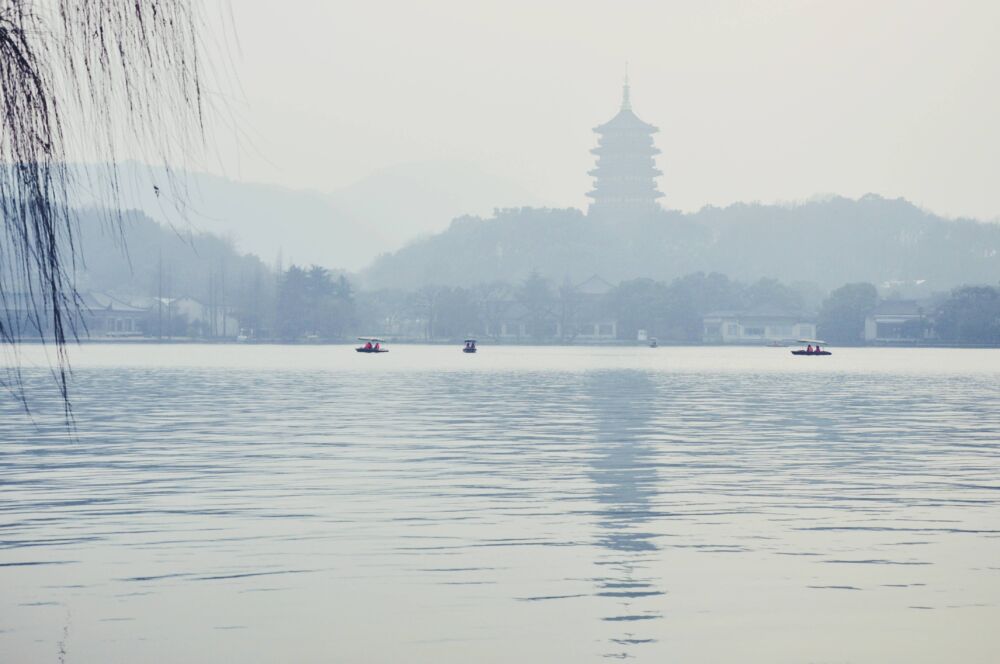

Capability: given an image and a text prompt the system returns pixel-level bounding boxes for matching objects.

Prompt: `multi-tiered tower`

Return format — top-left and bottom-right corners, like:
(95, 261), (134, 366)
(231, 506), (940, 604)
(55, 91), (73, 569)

(587, 76), (663, 218)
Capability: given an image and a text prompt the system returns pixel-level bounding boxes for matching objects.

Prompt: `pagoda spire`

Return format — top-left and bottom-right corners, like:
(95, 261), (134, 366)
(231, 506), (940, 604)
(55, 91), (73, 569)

(621, 63), (631, 111)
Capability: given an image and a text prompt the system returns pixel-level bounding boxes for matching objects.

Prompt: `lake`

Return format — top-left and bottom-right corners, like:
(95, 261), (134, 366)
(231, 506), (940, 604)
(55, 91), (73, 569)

(2, 344), (999, 663)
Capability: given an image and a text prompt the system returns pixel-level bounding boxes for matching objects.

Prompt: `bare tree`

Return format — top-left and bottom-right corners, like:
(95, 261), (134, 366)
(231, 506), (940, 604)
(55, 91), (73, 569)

(0, 0), (209, 407)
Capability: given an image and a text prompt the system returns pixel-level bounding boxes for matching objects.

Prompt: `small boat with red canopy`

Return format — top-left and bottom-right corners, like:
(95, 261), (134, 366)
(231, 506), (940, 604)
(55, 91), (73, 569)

(791, 339), (831, 356)
(356, 337), (389, 353)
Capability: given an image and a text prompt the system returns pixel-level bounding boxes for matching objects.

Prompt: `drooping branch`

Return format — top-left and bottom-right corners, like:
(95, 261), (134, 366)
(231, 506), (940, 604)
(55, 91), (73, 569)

(0, 0), (209, 408)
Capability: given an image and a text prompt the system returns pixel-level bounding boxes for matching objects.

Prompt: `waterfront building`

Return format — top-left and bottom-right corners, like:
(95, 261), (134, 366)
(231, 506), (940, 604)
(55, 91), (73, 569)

(703, 309), (817, 344)
(863, 300), (933, 343)
(79, 292), (147, 337)
(483, 275), (619, 342)
(572, 275), (618, 341)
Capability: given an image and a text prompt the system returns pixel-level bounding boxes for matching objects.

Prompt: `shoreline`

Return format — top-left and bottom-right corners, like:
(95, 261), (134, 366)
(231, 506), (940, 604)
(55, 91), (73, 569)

(13, 337), (1000, 350)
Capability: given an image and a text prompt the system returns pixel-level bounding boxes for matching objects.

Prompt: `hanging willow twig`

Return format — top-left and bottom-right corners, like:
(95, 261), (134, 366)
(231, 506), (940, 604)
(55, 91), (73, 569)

(0, 0), (208, 411)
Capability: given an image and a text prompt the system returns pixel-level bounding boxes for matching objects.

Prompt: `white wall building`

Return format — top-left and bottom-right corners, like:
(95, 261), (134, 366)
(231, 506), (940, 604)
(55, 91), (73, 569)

(170, 297), (240, 338)
(703, 310), (816, 344)
(864, 300), (932, 343)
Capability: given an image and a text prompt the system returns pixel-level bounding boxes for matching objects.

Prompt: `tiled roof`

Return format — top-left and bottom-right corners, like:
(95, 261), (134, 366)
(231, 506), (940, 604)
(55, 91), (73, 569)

(575, 275), (615, 295)
(78, 291), (148, 313)
(594, 109), (658, 133)
(871, 300), (925, 316)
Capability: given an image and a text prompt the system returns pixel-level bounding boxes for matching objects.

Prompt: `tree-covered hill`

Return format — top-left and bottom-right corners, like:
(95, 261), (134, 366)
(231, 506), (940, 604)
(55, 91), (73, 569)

(73, 208), (271, 304)
(361, 195), (1000, 291)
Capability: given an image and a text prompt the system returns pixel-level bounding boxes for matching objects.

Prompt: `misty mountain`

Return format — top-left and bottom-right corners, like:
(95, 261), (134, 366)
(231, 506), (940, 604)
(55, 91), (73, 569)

(72, 207), (272, 305)
(69, 163), (375, 270)
(68, 161), (543, 271)
(361, 195), (1000, 292)
(325, 161), (545, 244)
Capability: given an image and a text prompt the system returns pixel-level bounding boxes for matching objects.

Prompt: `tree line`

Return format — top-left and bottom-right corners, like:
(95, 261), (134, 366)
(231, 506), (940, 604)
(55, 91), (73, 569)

(356, 272), (816, 343)
(818, 282), (1000, 345)
(43, 210), (1000, 345)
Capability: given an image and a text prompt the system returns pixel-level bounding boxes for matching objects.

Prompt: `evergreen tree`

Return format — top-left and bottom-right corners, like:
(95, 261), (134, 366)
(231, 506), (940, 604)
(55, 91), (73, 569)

(935, 286), (1000, 345)
(817, 283), (878, 343)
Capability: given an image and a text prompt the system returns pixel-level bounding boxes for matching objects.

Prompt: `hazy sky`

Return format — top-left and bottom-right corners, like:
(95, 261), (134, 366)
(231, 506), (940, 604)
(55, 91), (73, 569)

(202, 0), (1000, 221)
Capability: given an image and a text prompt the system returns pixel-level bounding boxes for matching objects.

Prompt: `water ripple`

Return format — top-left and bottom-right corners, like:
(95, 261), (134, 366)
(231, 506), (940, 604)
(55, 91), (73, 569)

(1, 345), (999, 662)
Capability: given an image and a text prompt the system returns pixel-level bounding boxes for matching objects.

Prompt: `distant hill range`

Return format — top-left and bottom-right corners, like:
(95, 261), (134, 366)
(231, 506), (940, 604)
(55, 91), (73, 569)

(68, 164), (999, 292)
(361, 195), (1000, 292)
(68, 161), (545, 271)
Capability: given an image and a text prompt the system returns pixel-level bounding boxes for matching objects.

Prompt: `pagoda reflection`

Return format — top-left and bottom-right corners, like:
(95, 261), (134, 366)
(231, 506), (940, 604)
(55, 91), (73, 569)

(585, 370), (665, 658)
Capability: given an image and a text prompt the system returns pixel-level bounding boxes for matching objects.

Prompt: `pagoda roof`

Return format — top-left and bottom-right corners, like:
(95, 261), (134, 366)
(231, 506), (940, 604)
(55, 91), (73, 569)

(588, 167), (663, 177)
(586, 190), (664, 200)
(594, 108), (658, 133)
(590, 145), (661, 156)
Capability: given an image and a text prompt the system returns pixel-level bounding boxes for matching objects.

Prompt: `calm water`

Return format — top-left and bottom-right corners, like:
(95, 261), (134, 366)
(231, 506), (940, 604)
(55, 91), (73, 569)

(2, 344), (999, 663)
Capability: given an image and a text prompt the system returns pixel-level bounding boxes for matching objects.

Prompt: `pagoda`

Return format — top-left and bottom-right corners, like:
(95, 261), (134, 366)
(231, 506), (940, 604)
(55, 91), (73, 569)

(587, 76), (664, 218)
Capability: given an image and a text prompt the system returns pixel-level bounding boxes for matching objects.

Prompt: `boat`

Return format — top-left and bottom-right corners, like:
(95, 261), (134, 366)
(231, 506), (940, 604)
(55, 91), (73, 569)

(356, 337), (389, 353)
(462, 339), (477, 353)
(791, 339), (831, 356)
(648, 337), (658, 348)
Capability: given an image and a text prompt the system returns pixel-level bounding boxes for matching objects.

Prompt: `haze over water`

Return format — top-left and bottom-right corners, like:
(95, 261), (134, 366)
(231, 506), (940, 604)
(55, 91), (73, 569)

(2, 345), (999, 662)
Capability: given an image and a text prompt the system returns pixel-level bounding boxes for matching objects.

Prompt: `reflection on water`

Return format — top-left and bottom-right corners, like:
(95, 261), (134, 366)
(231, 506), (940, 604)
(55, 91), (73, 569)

(1, 345), (999, 663)
(587, 372), (664, 658)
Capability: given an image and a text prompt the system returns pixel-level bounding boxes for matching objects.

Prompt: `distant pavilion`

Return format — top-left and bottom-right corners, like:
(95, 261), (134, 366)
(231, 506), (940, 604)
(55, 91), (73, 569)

(587, 75), (664, 218)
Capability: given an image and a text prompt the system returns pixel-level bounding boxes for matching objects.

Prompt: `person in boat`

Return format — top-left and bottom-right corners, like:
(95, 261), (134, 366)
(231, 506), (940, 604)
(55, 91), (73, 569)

(815, 345), (821, 353)
(806, 344), (813, 353)
(364, 341), (373, 350)
(374, 342), (380, 351)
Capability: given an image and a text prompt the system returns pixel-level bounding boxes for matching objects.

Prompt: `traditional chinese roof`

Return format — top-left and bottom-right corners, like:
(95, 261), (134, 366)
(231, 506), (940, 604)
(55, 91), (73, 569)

(870, 300), (925, 317)
(593, 77), (658, 133)
(575, 275), (615, 296)
(594, 108), (658, 134)
(703, 308), (814, 322)
(79, 291), (148, 313)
